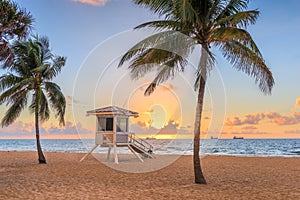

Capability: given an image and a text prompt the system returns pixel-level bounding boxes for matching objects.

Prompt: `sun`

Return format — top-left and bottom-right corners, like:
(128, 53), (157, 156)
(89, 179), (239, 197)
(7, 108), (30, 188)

(128, 83), (182, 129)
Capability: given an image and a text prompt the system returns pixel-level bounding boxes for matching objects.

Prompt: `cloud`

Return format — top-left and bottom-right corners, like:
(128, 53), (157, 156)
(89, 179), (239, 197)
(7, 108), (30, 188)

(47, 121), (91, 135)
(296, 98), (300, 108)
(0, 121), (91, 138)
(292, 97), (300, 112)
(0, 121), (34, 137)
(130, 124), (159, 136)
(131, 120), (189, 137)
(226, 113), (263, 126)
(226, 97), (300, 127)
(71, 0), (110, 6)
(264, 111), (300, 126)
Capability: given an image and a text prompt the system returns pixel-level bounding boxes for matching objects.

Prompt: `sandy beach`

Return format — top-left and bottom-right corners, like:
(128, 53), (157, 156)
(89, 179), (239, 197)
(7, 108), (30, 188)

(0, 151), (299, 200)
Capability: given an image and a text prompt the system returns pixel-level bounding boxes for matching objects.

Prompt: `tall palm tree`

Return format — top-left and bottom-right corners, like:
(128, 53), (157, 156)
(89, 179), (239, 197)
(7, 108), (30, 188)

(0, 35), (66, 164)
(119, 0), (274, 184)
(0, 0), (33, 67)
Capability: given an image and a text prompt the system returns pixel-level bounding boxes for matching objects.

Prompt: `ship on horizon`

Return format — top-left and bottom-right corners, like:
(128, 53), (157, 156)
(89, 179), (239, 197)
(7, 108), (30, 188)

(233, 136), (244, 139)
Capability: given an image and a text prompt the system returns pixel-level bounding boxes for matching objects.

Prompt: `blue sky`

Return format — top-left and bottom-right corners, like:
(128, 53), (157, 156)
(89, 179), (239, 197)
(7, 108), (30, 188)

(1, 0), (300, 139)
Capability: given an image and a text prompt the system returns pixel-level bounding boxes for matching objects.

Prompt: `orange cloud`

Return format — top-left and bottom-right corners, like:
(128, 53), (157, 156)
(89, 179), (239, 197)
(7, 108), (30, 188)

(0, 121), (91, 139)
(226, 98), (300, 127)
(226, 113), (263, 126)
(265, 111), (300, 126)
(71, 0), (110, 6)
(295, 97), (300, 109)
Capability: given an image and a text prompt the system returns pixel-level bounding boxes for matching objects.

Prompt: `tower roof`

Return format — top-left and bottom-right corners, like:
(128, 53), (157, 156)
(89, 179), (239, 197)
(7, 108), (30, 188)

(87, 106), (139, 117)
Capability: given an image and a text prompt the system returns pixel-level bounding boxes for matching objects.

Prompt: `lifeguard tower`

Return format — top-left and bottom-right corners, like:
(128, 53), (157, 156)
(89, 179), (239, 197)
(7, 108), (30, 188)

(80, 106), (154, 164)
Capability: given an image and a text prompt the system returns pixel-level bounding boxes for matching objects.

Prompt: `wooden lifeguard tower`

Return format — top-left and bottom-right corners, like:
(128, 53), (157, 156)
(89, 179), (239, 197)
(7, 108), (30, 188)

(80, 106), (154, 164)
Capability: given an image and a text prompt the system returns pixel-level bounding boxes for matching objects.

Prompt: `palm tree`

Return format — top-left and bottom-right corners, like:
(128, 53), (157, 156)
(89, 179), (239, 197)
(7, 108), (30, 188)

(119, 0), (274, 184)
(0, 0), (33, 67)
(0, 35), (66, 164)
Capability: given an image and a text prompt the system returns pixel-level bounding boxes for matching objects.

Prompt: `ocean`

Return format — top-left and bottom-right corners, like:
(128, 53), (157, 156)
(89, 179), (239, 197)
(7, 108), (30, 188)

(1, 139), (300, 157)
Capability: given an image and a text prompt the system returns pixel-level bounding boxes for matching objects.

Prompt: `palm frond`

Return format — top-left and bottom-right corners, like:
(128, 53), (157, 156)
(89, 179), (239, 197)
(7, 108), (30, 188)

(1, 90), (28, 127)
(215, 0), (250, 21)
(144, 54), (186, 95)
(44, 82), (66, 126)
(128, 49), (184, 79)
(43, 56), (66, 80)
(135, 20), (184, 31)
(39, 90), (50, 122)
(215, 10), (259, 28)
(133, 0), (176, 19)
(118, 31), (182, 67)
(0, 77), (33, 104)
(0, 73), (23, 91)
(219, 40), (274, 94)
(211, 27), (261, 56)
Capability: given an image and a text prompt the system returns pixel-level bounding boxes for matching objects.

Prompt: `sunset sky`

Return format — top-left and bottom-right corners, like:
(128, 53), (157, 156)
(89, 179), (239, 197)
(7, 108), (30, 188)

(0, 0), (300, 139)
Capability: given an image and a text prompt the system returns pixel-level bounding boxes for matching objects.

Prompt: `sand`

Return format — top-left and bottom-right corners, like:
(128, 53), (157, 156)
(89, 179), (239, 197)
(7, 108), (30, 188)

(0, 151), (299, 200)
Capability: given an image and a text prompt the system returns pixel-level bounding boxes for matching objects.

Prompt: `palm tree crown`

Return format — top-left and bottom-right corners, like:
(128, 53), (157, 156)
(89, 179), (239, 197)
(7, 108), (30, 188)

(0, 0), (33, 67)
(0, 35), (66, 163)
(120, 0), (274, 94)
(0, 35), (66, 126)
(119, 0), (274, 184)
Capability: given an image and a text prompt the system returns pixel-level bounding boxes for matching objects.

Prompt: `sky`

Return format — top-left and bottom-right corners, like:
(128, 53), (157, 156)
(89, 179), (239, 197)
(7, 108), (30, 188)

(0, 0), (300, 139)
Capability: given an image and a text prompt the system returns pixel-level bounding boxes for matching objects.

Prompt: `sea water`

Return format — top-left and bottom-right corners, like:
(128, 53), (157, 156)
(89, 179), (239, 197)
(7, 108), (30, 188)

(0, 139), (299, 157)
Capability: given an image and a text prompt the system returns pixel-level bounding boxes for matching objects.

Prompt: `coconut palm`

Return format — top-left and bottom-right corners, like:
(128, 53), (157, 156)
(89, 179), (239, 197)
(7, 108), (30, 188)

(119, 0), (274, 184)
(0, 35), (66, 164)
(0, 0), (33, 67)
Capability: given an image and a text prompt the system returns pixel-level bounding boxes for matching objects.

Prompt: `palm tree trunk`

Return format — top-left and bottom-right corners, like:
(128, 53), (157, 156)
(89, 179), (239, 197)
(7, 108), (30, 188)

(193, 47), (208, 184)
(35, 90), (46, 164)
(193, 76), (207, 184)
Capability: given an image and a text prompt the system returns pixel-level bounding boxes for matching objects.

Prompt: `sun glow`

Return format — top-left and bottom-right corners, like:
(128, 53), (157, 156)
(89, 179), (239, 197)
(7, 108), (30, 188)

(128, 84), (182, 129)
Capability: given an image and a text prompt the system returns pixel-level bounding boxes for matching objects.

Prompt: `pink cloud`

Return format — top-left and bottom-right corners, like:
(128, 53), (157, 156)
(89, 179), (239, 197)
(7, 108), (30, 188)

(0, 121), (91, 138)
(131, 120), (186, 136)
(227, 111), (300, 126)
(264, 111), (300, 126)
(71, 0), (110, 6)
(293, 97), (300, 111)
(225, 113), (263, 126)
(296, 98), (300, 108)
